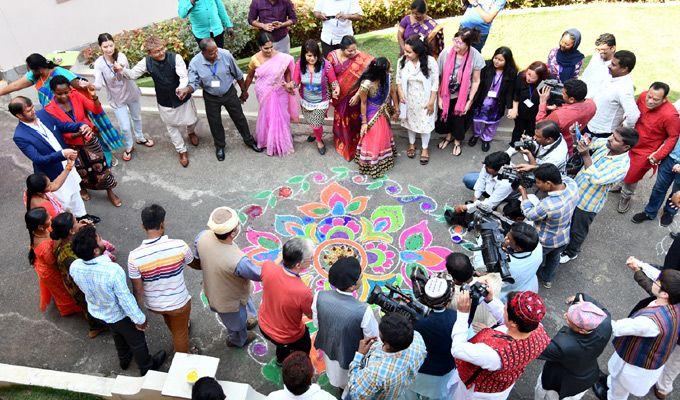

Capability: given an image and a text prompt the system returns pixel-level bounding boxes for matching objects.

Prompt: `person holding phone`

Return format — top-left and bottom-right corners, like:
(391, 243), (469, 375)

(314, 0), (363, 57)
(248, 0), (298, 54)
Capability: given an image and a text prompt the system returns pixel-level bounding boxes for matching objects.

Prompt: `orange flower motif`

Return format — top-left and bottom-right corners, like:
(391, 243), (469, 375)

(297, 182), (369, 218)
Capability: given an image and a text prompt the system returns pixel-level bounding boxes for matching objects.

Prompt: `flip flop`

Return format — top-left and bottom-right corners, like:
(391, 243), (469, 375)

(136, 138), (155, 147)
(122, 149), (133, 161)
(452, 144), (462, 157)
(438, 138), (452, 150)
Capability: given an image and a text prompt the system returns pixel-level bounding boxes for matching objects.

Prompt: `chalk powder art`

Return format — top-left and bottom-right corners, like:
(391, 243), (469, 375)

(201, 166), (472, 386)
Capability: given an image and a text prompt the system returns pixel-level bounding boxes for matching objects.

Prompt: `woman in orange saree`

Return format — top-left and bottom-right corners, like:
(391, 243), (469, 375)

(327, 36), (374, 161)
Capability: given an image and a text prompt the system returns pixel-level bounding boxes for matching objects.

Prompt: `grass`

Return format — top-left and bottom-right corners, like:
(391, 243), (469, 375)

(0, 385), (101, 400)
(232, 2), (679, 102)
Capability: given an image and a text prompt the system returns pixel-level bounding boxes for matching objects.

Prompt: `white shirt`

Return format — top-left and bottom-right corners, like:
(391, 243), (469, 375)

(500, 243), (543, 303)
(122, 53), (189, 89)
(314, 0), (363, 45)
(587, 73), (640, 134)
(581, 52), (611, 99)
(266, 384), (336, 399)
(535, 137), (568, 174)
(468, 166), (514, 212)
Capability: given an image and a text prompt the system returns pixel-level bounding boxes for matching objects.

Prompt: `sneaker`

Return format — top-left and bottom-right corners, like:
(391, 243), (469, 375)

(227, 331), (256, 348)
(617, 197), (631, 213)
(560, 253), (578, 264)
(505, 147), (518, 156)
(610, 184), (622, 193)
(631, 212), (654, 224)
(660, 213), (675, 227)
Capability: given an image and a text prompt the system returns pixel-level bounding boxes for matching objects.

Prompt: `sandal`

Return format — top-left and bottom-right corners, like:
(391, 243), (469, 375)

(80, 189), (91, 201)
(452, 143), (462, 157)
(407, 146), (416, 158)
(420, 152), (429, 165)
(136, 138), (155, 147)
(438, 138), (452, 150)
(107, 191), (122, 207)
(122, 148), (133, 161)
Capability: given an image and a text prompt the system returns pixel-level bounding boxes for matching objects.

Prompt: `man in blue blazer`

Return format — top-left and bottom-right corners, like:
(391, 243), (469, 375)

(10, 96), (98, 222)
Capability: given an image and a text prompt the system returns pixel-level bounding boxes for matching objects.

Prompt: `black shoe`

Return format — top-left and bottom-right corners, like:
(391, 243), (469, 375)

(631, 212), (654, 224)
(216, 147), (225, 161)
(660, 212), (675, 227)
(249, 142), (264, 153)
(140, 350), (167, 375)
(481, 141), (491, 152)
(317, 145), (327, 155)
(78, 214), (101, 224)
(671, 231), (679, 240)
(592, 376), (608, 400)
(119, 354), (132, 370)
(468, 136), (479, 147)
(306, 135), (316, 143)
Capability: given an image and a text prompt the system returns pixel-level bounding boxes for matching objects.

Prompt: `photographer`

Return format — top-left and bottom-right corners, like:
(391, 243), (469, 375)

(520, 163), (579, 289)
(500, 222), (543, 302)
(451, 290), (550, 400)
(535, 79), (596, 154)
(458, 151), (514, 213)
(404, 272), (457, 400)
(515, 120), (569, 174)
(447, 252), (501, 330)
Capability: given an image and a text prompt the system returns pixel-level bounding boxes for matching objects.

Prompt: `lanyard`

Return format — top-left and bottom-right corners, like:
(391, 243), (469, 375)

(209, 62), (219, 77)
(528, 84), (534, 98)
(32, 122), (51, 142)
(492, 72), (503, 87)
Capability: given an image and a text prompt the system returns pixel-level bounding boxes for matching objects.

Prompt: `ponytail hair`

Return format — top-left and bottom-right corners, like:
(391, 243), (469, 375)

(25, 174), (49, 213)
(26, 53), (57, 72)
(25, 207), (49, 265)
(50, 212), (75, 241)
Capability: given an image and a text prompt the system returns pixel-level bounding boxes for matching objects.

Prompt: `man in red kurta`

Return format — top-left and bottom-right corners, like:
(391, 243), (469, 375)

(617, 82), (680, 213)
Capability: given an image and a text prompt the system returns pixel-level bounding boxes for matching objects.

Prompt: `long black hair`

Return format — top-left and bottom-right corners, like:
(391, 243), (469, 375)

(400, 36), (430, 78)
(300, 39), (323, 73)
(353, 57), (390, 92)
(26, 207), (49, 265)
(257, 31), (273, 48)
(25, 174), (49, 212)
(492, 46), (518, 83)
(97, 33), (119, 62)
(50, 212), (75, 241)
(26, 54), (57, 72)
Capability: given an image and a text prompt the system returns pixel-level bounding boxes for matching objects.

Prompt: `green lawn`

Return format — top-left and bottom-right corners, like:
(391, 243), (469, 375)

(233, 3), (679, 102)
(0, 385), (101, 400)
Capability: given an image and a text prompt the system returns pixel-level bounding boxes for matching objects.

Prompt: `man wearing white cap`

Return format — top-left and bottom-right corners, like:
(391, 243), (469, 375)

(190, 207), (260, 347)
(535, 294), (612, 400)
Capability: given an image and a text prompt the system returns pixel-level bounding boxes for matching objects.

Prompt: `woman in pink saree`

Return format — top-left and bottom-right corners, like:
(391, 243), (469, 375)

(244, 32), (299, 157)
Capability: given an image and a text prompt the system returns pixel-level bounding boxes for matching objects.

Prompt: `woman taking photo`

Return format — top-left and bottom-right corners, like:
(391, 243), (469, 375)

(547, 29), (584, 83)
(293, 39), (340, 155)
(397, 0), (444, 59)
(396, 36), (439, 165)
(25, 207), (81, 317)
(327, 35), (374, 161)
(437, 27), (485, 156)
(45, 75), (122, 207)
(94, 33), (154, 162)
(354, 57), (399, 178)
(507, 61), (549, 153)
(244, 32), (299, 157)
(51, 212), (107, 338)
(24, 160), (75, 219)
(469, 46), (517, 152)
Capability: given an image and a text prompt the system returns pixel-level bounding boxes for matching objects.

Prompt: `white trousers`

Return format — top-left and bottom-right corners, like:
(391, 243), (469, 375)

(408, 129), (432, 149)
(657, 345), (680, 395)
(111, 100), (144, 151)
(53, 184), (87, 218)
(533, 374), (586, 400)
(165, 121), (197, 153)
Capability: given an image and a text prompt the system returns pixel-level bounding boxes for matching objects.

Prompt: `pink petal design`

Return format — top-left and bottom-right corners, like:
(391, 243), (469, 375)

(328, 192), (349, 208)
(245, 228), (281, 249)
(398, 220), (433, 250)
(321, 182), (352, 207)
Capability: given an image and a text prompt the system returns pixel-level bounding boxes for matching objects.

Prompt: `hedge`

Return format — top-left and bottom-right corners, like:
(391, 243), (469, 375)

(81, 0), (647, 66)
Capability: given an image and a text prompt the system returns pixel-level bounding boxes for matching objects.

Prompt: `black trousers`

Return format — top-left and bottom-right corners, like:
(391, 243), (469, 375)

(321, 41), (341, 58)
(109, 317), (153, 374)
(435, 99), (470, 141)
(563, 207), (597, 257)
(203, 86), (256, 149)
(261, 326), (312, 363)
(195, 32), (224, 48)
(511, 117), (536, 144)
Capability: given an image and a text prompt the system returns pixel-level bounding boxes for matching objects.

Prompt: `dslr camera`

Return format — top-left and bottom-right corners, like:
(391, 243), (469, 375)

(537, 79), (565, 106)
(512, 138), (537, 153)
(497, 165), (536, 189)
(462, 281), (490, 303)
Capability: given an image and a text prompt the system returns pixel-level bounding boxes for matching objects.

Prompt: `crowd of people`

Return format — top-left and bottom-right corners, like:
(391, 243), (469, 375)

(4, 0), (680, 399)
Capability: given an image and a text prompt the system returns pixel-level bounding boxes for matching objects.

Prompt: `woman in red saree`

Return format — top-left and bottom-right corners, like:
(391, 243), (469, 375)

(327, 35), (374, 161)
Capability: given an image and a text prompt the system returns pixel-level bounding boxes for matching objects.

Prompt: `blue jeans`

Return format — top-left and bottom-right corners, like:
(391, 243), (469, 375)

(111, 100), (145, 151)
(539, 244), (567, 283)
(644, 157), (680, 218)
(463, 172), (480, 191)
(472, 33), (489, 52)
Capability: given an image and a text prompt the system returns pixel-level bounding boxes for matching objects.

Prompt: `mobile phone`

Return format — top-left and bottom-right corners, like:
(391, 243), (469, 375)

(326, 15), (336, 19)
(574, 123), (582, 142)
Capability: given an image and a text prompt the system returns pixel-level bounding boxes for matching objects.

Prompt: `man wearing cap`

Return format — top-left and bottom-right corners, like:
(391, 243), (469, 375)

(592, 267), (680, 400)
(451, 289), (551, 400)
(190, 207), (261, 347)
(404, 271), (457, 400)
(312, 257), (379, 395)
(535, 294), (612, 400)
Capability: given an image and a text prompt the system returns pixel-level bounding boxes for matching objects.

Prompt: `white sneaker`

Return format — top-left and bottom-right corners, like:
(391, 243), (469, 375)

(505, 147), (517, 156)
(559, 253), (577, 264)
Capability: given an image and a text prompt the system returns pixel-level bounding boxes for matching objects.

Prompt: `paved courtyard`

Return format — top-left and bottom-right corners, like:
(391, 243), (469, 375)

(0, 106), (675, 399)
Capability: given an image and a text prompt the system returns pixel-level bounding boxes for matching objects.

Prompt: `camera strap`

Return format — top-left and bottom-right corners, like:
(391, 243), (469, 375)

(536, 136), (561, 159)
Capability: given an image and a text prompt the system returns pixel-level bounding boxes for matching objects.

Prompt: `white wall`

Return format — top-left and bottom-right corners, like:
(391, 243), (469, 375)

(0, 0), (177, 71)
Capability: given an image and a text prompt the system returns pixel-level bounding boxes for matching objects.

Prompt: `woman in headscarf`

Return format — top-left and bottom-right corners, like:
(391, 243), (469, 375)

(547, 29), (584, 83)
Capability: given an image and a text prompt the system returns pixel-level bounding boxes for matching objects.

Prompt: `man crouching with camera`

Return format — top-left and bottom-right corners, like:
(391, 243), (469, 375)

(515, 120), (570, 175)
(450, 289), (551, 399)
(458, 152), (514, 213)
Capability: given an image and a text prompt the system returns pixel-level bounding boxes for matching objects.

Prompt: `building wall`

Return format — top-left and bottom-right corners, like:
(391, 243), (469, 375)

(0, 0), (177, 75)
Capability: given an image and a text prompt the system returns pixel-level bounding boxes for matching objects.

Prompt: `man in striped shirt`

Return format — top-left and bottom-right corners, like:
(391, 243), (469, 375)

(128, 204), (194, 354)
(560, 127), (638, 264)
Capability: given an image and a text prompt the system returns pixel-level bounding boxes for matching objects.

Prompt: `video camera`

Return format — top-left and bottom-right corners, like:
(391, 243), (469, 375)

(497, 165), (536, 189)
(367, 283), (430, 322)
(537, 79), (565, 106)
(444, 204), (515, 284)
